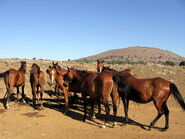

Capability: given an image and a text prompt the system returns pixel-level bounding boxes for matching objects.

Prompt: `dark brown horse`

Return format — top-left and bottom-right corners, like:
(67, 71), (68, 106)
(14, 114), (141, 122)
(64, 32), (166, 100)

(0, 61), (27, 109)
(30, 63), (45, 108)
(101, 66), (185, 131)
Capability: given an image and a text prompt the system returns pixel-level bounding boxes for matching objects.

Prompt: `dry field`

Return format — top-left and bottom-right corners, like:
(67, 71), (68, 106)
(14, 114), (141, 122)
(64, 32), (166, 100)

(0, 58), (185, 139)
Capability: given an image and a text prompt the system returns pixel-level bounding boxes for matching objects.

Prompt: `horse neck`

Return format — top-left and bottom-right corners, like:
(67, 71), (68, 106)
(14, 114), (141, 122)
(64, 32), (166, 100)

(57, 68), (67, 75)
(19, 67), (26, 74)
(102, 67), (119, 75)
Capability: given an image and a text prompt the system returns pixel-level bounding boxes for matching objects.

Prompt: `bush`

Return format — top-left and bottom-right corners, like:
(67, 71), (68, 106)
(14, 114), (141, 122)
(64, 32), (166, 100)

(179, 61), (185, 66)
(165, 61), (175, 66)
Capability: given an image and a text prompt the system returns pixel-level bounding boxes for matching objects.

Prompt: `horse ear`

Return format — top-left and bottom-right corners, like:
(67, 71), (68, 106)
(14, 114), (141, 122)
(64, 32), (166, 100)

(97, 60), (99, 63)
(56, 62), (58, 65)
(52, 61), (55, 65)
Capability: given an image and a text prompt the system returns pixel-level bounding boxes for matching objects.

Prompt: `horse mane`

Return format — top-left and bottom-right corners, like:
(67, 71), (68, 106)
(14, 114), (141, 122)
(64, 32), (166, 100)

(77, 69), (90, 77)
(19, 61), (26, 73)
(69, 68), (90, 77)
(102, 66), (118, 72)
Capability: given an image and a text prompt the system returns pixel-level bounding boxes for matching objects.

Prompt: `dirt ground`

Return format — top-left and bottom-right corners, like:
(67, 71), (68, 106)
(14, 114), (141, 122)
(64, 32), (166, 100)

(0, 59), (185, 139)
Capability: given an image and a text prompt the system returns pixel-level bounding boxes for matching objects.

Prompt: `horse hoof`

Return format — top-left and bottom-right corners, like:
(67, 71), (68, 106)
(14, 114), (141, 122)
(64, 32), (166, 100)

(90, 115), (96, 120)
(112, 122), (117, 128)
(161, 128), (168, 132)
(5, 104), (10, 110)
(148, 127), (151, 131)
(100, 125), (106, 128)
(122, 123), (127, 127)
(22, 99), (26, 103)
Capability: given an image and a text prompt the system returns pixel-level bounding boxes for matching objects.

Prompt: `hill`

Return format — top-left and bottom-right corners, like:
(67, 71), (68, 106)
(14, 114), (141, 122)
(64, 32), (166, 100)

(78, 46), (185, 64)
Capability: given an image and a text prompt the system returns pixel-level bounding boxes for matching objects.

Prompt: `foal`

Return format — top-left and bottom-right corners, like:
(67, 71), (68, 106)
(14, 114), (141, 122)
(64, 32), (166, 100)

(30, 63), (45, 108)
(0, 61), (27, 109)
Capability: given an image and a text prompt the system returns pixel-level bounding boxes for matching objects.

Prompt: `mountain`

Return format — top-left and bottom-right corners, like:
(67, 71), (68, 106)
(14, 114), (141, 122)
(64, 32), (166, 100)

(78, 46), (185, 64)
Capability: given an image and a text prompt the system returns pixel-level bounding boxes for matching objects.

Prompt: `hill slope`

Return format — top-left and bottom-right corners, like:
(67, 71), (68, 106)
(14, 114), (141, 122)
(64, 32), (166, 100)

(79, 46), (185, 64)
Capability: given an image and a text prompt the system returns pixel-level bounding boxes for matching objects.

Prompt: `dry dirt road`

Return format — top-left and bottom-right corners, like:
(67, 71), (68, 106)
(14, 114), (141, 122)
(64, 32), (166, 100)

(0, 59), (184, 139)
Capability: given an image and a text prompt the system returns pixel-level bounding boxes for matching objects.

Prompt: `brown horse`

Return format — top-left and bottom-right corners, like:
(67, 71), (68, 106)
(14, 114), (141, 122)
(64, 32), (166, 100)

(46, 62), (67, 97)
(46, 64), (72, 112)
(0, 61), (27, 109)
(97, 59), (132, 108)
(30, 63), (45, 108)
(102, 66), (185, 131)
(64, 67), (128, 128)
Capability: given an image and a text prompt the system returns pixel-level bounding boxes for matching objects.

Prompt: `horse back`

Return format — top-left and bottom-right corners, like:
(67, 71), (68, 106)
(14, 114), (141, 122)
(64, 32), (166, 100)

(6, 69), (25, 87)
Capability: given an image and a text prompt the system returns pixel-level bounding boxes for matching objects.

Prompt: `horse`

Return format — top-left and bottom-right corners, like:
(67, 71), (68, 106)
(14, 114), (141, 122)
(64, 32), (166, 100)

(97, 59), (132, 108)
(63, 67), (129, 128)
(46, 62), (67, 97)
(0, 61), (27, 109)
(102, 66), (185, 131)
(97, 60), (105, 73)
(30, 63), (45, 108)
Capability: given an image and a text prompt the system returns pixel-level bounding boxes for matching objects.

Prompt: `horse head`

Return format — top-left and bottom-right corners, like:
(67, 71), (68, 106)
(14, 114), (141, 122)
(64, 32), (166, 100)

(46, 65), (56, 85)
(63, 67), (74, 87)
(97, 60), (104, 73)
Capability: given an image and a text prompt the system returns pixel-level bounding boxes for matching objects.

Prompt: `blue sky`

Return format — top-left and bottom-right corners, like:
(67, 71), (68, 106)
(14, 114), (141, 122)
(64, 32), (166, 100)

(0, 0), (184, 60)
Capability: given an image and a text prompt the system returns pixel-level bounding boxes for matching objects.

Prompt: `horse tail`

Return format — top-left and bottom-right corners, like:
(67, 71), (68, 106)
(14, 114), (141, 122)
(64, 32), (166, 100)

(112, 75), (129, 97)
(31, 64), (41, 78)
(170, 83), (185, 110)
(0, 71), (7, 78)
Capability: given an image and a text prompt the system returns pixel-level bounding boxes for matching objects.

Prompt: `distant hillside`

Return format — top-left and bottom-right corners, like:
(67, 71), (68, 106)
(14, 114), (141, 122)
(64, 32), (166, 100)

(78, 46), (185, 64)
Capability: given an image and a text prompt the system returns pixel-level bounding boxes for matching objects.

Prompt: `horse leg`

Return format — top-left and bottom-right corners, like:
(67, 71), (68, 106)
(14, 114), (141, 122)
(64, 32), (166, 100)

(36, 85), (40, 105)
(98, 99), (101, 114)
(31, 85), (37, 108)
(117, 97), (121, 108)
(122, 97), (129, 126)
(101, 100), (110, 128)
(5, 91), (11, 110)
(16, 87), (20, 102)
(63, 88), (69, 114)
(55, 83), (59, 99)
(21, 85), (26, 103)
(40, 85), (44, 107)
(90, 98), (96, 119)
(112, 103), (117, 127)
(161, 104), (169, 131)
(82, 92), (87, 122)
(149, 100), (164, 131)
(111, 92), (119, 128)
(149, 112), (163, 131)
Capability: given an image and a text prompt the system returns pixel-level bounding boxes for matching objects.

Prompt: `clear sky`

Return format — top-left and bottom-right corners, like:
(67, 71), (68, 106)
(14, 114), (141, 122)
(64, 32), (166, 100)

(0, 0), (184, 60)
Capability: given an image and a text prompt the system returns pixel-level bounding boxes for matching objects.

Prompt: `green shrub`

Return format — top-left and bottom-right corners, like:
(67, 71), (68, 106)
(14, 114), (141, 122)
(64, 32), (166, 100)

(165, 61), (175, 66)
(179, 61), (185, 66)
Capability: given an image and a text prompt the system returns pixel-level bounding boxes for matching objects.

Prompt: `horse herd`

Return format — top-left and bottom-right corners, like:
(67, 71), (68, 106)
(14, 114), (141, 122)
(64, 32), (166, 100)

(0, 60), (185, 131)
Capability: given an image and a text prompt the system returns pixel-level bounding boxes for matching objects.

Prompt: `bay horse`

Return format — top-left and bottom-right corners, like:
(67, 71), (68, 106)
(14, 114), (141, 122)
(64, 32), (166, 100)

(64, 67), (129, 128)
(0, 61), (27, 109)
(46, 64), (69, 112)
(30, 63), (45, 108)
(102, 66), (185, 131)
(46, 62), (67, 98)
(97, 59), (132, 108)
